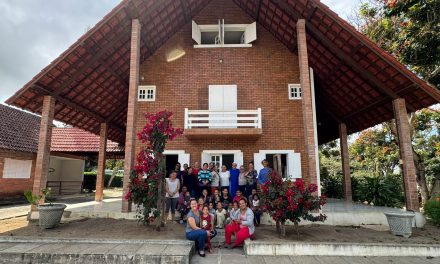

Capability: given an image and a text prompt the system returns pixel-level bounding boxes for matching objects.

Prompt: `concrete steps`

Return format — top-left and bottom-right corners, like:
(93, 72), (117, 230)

(0, 237), (194, 264)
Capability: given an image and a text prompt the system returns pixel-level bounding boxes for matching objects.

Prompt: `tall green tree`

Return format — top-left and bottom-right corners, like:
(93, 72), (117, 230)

(358, 0), (440, 89)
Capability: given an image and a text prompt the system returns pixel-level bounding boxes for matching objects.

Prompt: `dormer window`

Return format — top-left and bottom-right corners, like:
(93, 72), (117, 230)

(192, 19), (257, 48)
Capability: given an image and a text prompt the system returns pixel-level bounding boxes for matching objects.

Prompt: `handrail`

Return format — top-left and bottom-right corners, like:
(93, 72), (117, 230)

(184, 108), (262, 129)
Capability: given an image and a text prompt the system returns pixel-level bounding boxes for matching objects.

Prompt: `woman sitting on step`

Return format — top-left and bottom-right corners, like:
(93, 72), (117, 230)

(224, 197), (255, 248)
(185, 199), (209, 257)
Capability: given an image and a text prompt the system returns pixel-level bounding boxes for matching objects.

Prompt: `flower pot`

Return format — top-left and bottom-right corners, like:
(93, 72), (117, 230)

(37, 203), (67, 229)
(384, 211), (415, 238)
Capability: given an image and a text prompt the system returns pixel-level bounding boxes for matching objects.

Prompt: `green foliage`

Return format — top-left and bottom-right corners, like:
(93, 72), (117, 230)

(357, 175), (404, 208)
(359, 0), (440, 89)
(24, 188), (53, 205)
(82, 172), (123, 192)
(423, 196), (440, 226)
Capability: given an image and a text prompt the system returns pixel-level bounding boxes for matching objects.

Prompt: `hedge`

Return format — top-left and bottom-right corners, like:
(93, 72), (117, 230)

(83, 172), (123, 192)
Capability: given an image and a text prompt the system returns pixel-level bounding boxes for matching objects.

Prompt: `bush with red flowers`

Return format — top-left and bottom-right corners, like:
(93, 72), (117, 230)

(125, 111), (183, 226)
(260, 171), (327, 236)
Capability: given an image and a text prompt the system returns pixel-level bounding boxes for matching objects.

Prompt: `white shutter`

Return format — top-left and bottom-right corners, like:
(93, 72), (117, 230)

(209, 85), (224, 128)
(253, 152), (265, 175)
(192, 20), (201, 44)
(288, 153), (302, 179)
(201, 152), (211, 165)
(244, 22), (257, 44)
(233, 152), (244, 167)
(223, 85), (237, 128)
(178, 153), (190, 168)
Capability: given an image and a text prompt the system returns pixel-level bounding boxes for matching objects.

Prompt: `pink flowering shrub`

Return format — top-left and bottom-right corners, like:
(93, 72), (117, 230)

(125, 111), (183, 224)
(260, 171), (327, 234)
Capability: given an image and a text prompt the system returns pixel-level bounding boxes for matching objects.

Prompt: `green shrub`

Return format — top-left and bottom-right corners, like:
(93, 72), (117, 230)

(320, 173), (403, 208)
(83, 172), (123, 192)
(356, 174), (404, 208)
(321, 174), (344, 199)
(424, 197), (440, 226)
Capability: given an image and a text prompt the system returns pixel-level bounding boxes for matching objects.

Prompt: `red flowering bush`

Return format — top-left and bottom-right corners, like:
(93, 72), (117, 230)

(125, 111), (183, 225)
(260, 171), (327, 236)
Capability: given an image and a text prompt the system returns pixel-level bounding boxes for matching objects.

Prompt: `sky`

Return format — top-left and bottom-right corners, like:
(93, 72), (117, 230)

(0, 0), (361, 104)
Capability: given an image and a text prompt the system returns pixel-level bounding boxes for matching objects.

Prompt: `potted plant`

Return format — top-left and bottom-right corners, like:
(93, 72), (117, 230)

(384, 211), (415, 238)
(24, 188), (67, 229)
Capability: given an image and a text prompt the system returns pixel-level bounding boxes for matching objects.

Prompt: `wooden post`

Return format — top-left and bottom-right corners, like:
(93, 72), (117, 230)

(95, 123), (108, 202)
(122, 19), (141, 213)
(32, 95), (55, 211)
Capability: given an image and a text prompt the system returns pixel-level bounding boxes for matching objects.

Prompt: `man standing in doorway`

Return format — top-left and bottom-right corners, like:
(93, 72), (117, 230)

(229, 163), (240, 198)
(258, 159), (272, 185)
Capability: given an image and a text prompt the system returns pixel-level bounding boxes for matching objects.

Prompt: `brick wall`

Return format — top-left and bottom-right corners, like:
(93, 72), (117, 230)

(135, 0), (307, 176)
(0, 149), (36, 198)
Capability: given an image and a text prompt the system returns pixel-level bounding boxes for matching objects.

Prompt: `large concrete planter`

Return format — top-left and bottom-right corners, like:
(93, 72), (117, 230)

(37, 203), (66, 229)
(384, 211), (415, 238)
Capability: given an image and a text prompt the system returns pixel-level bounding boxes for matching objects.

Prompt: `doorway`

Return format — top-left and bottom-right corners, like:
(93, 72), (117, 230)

(210, 154), (234, 169)
(165, 154), (178, 177)
(265, 154), (287, 178)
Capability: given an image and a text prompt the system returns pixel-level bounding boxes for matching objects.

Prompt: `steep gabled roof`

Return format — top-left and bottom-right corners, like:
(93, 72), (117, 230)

(6, 0), (440, 144)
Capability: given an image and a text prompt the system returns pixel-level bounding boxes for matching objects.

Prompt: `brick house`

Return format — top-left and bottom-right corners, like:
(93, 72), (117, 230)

(0, 105), (122, 199)
(5, 0), (440, 212)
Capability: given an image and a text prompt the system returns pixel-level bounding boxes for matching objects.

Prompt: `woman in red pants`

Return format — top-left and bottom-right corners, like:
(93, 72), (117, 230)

(224, 197), (255, 248)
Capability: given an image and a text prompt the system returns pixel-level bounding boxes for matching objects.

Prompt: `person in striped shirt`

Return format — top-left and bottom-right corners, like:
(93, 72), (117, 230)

(198, 163), (212, 196)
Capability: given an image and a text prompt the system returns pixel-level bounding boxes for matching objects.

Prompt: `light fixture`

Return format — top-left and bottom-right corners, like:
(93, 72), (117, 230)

(166, 48), (186, 62)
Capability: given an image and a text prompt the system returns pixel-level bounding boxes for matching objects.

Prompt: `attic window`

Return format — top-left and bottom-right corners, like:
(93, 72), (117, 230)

(138, 85), (156, 101)
(288, 84), (302, 100)
(192, 19), (257, 48)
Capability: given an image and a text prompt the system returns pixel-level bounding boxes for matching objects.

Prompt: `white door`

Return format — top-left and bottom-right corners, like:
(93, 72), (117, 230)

(209, 85), (237, 128)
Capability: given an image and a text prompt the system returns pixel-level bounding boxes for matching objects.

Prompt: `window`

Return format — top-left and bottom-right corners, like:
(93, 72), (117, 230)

(2, 158), (32, 179)
(288, 84), (302, 100)
(192, 20), (257, 48)
(138, 86), (156, 101)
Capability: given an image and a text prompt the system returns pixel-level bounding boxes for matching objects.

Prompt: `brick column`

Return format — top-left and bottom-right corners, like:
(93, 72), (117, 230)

(339, 123), (352, 201)
(393, 98), (419, 211)
(95, 123), (108, 202)
(32, 95), (55, 211)
(297, 19), (318, 186)
(122, 19), (141, 212)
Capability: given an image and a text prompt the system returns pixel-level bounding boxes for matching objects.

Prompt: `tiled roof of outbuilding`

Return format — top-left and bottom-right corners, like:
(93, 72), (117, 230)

(0, 104), (122, 153)
(51, 127), (123, 153)
(0, 104), (40, 153)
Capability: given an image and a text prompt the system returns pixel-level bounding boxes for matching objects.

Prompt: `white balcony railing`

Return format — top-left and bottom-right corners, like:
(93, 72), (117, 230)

(184, 108), (262, 129)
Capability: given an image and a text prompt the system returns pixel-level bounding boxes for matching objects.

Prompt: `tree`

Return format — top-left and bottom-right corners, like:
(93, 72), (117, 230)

(356, 0), (440, 204)
(106, 159), (124, 187)
(358, 0), (440, 89)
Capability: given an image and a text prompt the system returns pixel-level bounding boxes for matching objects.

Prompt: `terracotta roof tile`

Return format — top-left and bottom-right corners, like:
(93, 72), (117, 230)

(51, 127), (123, 153)
(0, 104), (122, 153)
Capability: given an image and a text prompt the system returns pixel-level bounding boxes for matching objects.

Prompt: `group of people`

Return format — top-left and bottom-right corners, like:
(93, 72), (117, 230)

(164, 159), (273, 257)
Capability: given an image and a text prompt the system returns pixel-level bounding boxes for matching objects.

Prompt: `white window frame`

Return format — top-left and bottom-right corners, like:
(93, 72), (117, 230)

(288, 84), (302, 100)
(192, 20), (256, 48)
(138, 85), (156, 102)
(2, 158), (32, 179)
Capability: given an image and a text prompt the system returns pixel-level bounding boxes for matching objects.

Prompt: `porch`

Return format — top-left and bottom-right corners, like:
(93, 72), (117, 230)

(57, 197), (425, 228)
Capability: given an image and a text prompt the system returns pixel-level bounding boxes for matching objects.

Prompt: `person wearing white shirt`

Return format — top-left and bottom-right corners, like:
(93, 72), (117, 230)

(219, 165), (230, 192)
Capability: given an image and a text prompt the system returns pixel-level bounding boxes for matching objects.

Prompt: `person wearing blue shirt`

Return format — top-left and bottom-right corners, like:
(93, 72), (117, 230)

(229, 163), (240, 198)
(258, 159), (272, 185)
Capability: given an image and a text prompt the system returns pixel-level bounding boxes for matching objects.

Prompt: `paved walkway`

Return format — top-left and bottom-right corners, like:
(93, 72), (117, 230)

(191, 249), (439, 264)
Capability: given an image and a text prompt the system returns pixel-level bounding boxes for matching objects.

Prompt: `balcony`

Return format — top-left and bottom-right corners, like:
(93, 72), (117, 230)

(183, 108), (262, 139)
